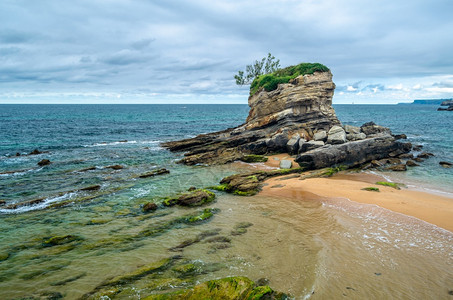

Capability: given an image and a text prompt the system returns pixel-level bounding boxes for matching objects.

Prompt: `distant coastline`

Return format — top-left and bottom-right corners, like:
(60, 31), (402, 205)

(397, 98), (452, 105)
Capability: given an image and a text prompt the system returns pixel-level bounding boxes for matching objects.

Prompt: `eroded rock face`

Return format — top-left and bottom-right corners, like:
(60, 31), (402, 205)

(163, 71), (341, 165)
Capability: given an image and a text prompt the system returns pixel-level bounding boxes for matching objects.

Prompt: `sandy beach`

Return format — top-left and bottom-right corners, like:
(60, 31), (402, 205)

(261, 171), (453, 233)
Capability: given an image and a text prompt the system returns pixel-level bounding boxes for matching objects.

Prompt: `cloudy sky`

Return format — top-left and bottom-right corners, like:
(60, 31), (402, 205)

(1, 0), (452, 104)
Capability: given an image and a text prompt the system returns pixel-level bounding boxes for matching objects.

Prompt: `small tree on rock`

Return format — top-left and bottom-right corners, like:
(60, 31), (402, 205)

(234, 53), (280, 85)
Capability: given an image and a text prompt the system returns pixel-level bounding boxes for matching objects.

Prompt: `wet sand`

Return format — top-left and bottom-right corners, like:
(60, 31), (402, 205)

(261, 172), (453, 233)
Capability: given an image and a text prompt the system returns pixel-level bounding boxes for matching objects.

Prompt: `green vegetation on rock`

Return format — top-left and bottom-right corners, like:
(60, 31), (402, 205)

(0, 253), (9, 261)
(250, 62), (330, 95)
(321, 165), (348, 177)
(162, 189), (215, 207)
(240, 155), (269, 163)
(184, 208), (218, 224)
(376, 181), (403, 190)
(207, 184), (230, 192)
(143, 276), (289, 300)
(361, 187), (380, 192)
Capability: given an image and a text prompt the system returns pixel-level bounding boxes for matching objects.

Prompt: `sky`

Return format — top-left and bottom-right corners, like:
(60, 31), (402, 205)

(1, 0), (453, 104)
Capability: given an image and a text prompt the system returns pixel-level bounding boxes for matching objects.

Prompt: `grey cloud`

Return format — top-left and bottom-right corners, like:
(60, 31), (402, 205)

(0, 0), (452, 102)
(432, 81), (453, 88)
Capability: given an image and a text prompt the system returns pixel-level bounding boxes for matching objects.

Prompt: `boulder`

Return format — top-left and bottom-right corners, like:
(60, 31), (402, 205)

(417, 152), (434, 159)
(296, 136), (411, 170)
(360, 122), (391, 136)
(344, 124), (361, 134)
(266, 132), (289, 152)
(300, 140), (324, 153)
(143, 202), (158, 212)
(37, 159), (51, 166)
(406, 160), (419, 167)
(439, 161), (452, 168)
(139, 168), (170, 178)
(286, 134), (300, 154)
(386, 164), (407, 171)
(313, 131), (327, 141)
(279, 160), (292, 169)
(327, 125), (347, 144)
(346, 133), (366, 141)
(29, 149), (43, 155)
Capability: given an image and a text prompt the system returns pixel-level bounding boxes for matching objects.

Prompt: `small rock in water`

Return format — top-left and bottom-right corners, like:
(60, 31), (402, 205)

(119, 140), (128, 143)
(143, 202), (158, 212)
(139, 168), (170, 178)
(15, 152), (21, 156)
(375, 272), (382, 276)
(439, 161), (452, 168)
(414, 157), (424, 162)
(256, 278), (270, 286)
(37, 159), (51, 166)
(29, 149), (42, 155)
(406, 160), (419, 167)
(279, 160), (292, 169)
(80, 185), (101, 191)
(386, 164), (407, 172)
(417, 152), (434, 159)
(187, 186), (197, 191)
(0, 200), (6, 206)
(412, 145), (423, 151)
(106, 164), (124, 170)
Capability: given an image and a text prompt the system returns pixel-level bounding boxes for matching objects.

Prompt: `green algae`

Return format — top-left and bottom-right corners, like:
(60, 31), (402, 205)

(106, 257), (173, 285)
(143, 276), (289, 300)
(0, 253), (9, 261)
(376, 181), (403, 190)
(162, 189), (216, 207)
(240, 155), (269, 163)
(183, 208), (218, 224)
(233, 189), (258, 196)
(321, 165), (348, 177)
(207, 184), (230, 192)
(361, 187), (380, 192)
(172, 263), (198, 277)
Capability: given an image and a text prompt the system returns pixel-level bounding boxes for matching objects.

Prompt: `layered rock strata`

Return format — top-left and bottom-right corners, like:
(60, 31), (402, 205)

(163, 70), (411, 168)
(163, 71), (341, 165)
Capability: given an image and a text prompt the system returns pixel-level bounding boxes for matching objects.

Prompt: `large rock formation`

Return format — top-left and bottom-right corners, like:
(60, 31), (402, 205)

(163, 68), (411, 169)
(163, 71), (341, 165)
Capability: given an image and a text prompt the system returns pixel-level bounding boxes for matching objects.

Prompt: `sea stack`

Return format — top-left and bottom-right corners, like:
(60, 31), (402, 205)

(163, 64), (411, 169)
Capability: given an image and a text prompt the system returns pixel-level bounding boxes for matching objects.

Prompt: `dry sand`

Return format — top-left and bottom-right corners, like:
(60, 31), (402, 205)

(261, 171), (453, 233)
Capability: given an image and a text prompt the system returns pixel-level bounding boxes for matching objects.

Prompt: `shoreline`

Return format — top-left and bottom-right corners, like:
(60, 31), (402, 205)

(260, 170), (453, 233)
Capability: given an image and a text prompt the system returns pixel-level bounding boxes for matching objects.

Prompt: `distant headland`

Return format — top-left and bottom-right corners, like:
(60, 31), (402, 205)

(398, 98), (452, 105)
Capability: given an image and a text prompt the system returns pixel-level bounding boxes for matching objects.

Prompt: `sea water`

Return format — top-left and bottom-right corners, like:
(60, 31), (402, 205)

(0, 104), (452, 299)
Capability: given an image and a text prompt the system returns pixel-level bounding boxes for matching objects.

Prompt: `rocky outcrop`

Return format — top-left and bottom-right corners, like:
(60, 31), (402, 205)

(163, 71), (341, 165)
(296, 135), (411, 170)
(438, 100), (453, 111)
(163, 67), (411, 169)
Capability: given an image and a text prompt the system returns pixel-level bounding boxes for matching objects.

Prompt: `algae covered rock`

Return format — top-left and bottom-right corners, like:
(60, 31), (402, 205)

(163, 189), (215, 207)
(240, 155), (268, 163)
(143, 202), (158, 212)
(143, 276), (290, 299)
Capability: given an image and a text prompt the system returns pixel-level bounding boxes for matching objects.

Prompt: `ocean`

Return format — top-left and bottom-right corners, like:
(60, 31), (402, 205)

(0, 104), (452, 299)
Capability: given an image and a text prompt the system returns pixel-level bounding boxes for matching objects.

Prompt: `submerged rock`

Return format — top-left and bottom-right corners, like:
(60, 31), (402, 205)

(37, 159), (51, 166)
(143, 202), (158, 212)
(163, 189), (215, 207)
(139, 168), (170, 178)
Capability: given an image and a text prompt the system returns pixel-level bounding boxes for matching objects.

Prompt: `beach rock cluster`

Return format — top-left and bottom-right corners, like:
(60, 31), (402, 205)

(163, 69), (411, 170)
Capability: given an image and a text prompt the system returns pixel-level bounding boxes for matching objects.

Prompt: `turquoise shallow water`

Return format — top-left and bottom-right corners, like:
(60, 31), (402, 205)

(0, 104), (452, 299)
